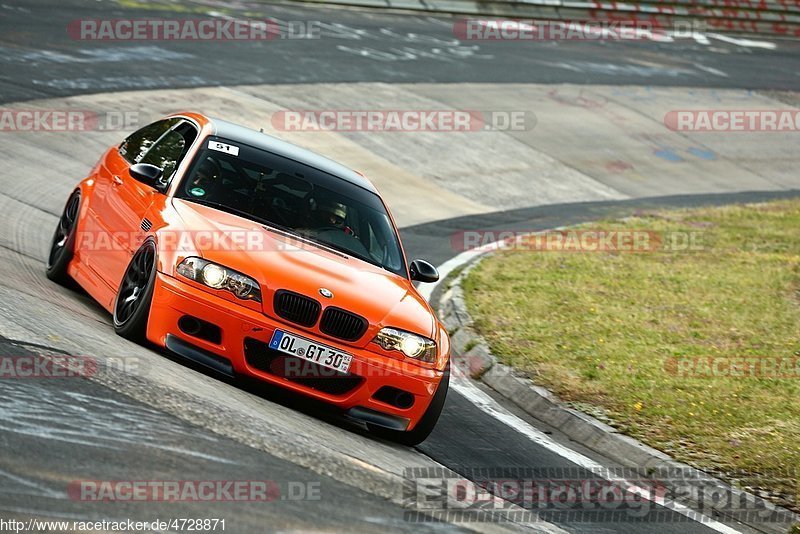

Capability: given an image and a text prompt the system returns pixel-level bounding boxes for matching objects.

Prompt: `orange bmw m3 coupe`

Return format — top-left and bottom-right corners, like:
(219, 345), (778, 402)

(46, 112), (450, 445)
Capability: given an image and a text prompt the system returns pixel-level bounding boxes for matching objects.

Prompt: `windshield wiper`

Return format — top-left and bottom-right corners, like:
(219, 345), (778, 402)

(310, 238), (388, 272)
(182, 197), (279, 229)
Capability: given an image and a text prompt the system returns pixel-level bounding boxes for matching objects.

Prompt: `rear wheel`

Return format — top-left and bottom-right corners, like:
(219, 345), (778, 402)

(45, 190), (81, 285)
(113, 240), (157, 342)
(368, 369), (449, 446)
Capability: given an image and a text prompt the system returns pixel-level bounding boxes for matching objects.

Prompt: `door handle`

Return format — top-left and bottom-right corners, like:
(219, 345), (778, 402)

(112, 175), (123, 186)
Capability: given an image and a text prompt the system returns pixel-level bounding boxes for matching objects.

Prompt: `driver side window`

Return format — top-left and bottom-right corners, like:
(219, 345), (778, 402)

(140, 130), (186, 180)
(119, 119), (179, 164)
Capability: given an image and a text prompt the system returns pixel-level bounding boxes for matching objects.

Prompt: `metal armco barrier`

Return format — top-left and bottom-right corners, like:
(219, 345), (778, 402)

(576, 0), (800, 35)
(296, 0), (800, 36)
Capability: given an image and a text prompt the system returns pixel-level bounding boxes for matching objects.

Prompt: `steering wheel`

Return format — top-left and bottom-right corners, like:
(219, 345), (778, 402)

(268, 197), (294, 227)
(314, 226), (344, 233)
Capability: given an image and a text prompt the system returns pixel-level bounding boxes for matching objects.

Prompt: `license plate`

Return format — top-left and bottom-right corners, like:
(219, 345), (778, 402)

(268, 330), (352, 374)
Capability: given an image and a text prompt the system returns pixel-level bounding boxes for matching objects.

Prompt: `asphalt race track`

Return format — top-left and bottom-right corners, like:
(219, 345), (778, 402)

(1, 1), (799, 532)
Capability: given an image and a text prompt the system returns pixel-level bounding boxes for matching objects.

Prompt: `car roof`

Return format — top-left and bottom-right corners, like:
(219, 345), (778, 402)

(207, 116), (378, 194)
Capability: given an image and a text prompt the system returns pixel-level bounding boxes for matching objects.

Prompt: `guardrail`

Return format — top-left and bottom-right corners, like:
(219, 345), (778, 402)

(298, 0), (800, 36)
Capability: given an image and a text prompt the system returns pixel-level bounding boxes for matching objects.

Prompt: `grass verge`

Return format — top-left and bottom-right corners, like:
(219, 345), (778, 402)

(462, 199), (800, 510)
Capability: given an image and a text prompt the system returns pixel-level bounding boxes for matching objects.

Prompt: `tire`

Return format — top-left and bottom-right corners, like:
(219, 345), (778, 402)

(113, 239), (157, 342)
(368, 369), (450, 446)
(46, 190), (81, 286)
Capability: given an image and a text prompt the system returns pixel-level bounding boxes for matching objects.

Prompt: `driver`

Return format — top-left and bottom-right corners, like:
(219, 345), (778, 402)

(311, 201), (354, 236)
(188, 158), (221, 195)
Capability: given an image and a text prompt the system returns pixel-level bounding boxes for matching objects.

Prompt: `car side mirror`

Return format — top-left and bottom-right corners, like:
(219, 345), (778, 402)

(409, 259), (439, 283)
(129, 163), (164, 190)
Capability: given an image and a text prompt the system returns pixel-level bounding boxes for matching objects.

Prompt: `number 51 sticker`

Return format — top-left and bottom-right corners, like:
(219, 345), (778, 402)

(209, 140), (240, 156)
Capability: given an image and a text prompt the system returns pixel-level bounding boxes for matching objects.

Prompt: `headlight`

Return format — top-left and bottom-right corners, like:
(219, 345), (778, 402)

(373, 327), (436, 362)
(202, 263), (226, 288)
(176, 257), (262, 302)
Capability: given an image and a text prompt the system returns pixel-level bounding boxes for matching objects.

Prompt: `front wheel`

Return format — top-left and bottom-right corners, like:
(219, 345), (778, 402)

(46, 190), (81, 286)
(368, 369), (449, 446)
(113, 240), (157, 342)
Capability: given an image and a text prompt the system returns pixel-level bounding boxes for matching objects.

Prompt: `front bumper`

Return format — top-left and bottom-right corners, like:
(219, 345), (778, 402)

(147, 272), (445, 431)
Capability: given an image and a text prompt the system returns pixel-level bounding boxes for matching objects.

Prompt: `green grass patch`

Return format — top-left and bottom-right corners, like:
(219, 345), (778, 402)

(463, 199), (800, 510)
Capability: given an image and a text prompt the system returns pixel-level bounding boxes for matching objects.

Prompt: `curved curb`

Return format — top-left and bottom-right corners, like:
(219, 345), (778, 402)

(437, 252), (800, 534)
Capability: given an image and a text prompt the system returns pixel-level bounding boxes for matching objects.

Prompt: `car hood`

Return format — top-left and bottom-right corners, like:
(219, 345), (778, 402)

(170, 199), (435, 345)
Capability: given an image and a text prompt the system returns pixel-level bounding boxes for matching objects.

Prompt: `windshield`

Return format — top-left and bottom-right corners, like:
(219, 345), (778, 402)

(175, 137), (407, 277)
